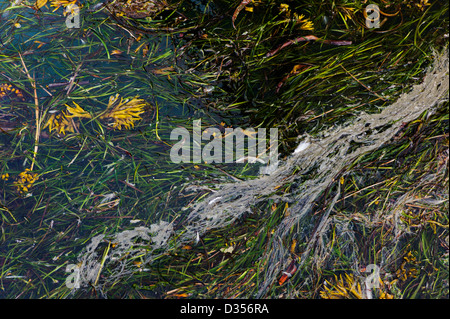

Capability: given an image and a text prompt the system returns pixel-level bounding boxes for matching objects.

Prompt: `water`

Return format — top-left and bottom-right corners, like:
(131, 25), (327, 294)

(70, 51), (448, 297)
(0, 0), (261, 297)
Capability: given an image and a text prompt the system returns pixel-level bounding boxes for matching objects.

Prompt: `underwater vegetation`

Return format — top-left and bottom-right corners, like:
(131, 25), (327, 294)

(0, 0), (448, 299)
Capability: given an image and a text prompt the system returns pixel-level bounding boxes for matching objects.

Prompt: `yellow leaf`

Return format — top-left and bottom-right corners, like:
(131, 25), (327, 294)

(300, 20), (314, 31)
(151, 66), (174, 75)
(284, 202), (290, 216)
(134, 42), (147, 54)
(279, 3), (289, 12)
(65, 101), (91, 119)
(35, 0), (48, 9)
(290, 239), (297, 254)
(142, 45), (149, 57)
(34, 41), (46, 49)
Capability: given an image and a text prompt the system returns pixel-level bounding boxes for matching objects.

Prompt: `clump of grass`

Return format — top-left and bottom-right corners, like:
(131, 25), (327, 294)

(123, 101), (446, 300)
(280, 103), (449, 299)
(186, 0), (448, 154)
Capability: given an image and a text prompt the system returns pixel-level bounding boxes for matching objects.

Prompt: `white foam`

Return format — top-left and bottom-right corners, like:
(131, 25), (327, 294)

(293, 140), (310, 154)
